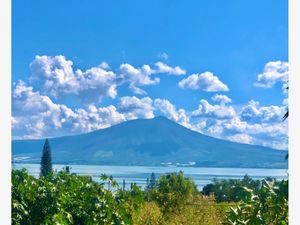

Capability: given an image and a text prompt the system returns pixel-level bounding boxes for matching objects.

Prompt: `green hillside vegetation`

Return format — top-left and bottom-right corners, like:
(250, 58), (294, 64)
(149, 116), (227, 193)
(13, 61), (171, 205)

(12, 169), (287, 225)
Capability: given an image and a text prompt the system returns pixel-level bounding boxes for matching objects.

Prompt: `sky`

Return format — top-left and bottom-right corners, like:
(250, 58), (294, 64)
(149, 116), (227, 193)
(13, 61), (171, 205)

(12, 0), (288, 150)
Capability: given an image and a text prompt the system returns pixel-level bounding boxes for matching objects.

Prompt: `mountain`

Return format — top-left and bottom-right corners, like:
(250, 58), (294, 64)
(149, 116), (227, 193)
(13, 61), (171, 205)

(12, 117), (287, 168)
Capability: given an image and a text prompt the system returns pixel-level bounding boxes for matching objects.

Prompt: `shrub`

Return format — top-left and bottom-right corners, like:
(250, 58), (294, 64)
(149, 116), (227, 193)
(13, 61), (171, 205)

(12, 169), (144, 225)
(224, 179), (288, 225)
(134, 202), (163, 225)
(150, 171), (198, 215)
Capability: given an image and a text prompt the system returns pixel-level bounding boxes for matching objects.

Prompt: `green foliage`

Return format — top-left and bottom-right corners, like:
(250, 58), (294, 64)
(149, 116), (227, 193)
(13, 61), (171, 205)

(149, 171), (198, 215)
(12, 168), (287, 225)
(224, 179), (288, 225)
(141, 172), (230, 225)
(12, 169), (143, 225)
(149, 172), (156, 189)
(40, 139), (53, 177)
(133, 202), (163, 225)
(163, 195), (230, 225)
(115, 183), (145, 224)
(202, 175), (269, 202)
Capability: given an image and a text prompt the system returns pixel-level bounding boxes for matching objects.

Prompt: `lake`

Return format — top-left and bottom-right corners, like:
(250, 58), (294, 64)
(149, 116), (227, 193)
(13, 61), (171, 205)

(13, 163), (288, 190)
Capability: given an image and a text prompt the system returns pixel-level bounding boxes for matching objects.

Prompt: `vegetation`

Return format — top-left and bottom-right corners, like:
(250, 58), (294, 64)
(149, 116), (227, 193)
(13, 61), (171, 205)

(202, 175), (273, 202)
(40, 139), (53, 177)
(224, 179), (288, 225)
(12, 169), (288, 225)
(12, 169), (138, 225)
(202, 176), (288, 224)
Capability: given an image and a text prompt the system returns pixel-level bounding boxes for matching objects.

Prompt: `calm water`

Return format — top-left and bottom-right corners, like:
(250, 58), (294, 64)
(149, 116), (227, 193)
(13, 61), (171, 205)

(13, 163), (288, 190)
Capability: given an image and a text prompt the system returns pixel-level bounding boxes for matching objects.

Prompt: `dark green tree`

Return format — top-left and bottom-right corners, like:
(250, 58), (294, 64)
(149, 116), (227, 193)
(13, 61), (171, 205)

(40, 139), (53, 177)
(149, 172), (156, 189)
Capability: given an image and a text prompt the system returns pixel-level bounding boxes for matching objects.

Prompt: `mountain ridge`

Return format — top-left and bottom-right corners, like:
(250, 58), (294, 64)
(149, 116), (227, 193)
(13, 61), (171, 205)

(12, 117), (287, 168)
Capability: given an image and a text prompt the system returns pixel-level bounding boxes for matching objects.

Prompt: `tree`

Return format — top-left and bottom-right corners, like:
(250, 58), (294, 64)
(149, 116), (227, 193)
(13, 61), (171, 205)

(40, 139), (53, 177)
(149, 172), (156, 189)
(151, 171), (198, 214)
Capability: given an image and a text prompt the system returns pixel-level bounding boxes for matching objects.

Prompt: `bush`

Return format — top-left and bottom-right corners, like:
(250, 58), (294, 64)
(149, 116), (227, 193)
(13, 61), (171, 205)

(12, 169), (144, 225)
(134, 202), (163, 225)
(203, 175), (266, 202)
(14, 169), (284, 225)
(149, 171), (198, 215)
(224, 179), (288, 225)
(147, 171), (229, 224)
(165, 195), (229, 225)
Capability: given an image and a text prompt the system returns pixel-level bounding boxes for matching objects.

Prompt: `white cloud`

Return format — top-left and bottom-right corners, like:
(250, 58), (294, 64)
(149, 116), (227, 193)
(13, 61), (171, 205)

(254, 61), (288, 88)
(282, 98), (288, 106)
(154, 99), (178, 121)
(118, 96), (154, 120)
(211, 94), (232, 104)
(178, 72), (229, 92)
(223, 117), (287, 137)
(28, 55), (189, 100)
(154, 62), (186, 75)
(99, 62), (110, 70)
(13, 55), (289, 149)
(118, 62), (186, 94)
(227, 133), (253, 144)
(12, 72), (288, 150)
(191, 99), (236, 119)
(157, 52), (169, 60)
(30, 55), (117, 103)
(188, 98), (288, 149)
(154, 99), (190, 127)
(12, 81), (127, 138)
(118, 63), (159, 95)
(240, 100), (286, 122)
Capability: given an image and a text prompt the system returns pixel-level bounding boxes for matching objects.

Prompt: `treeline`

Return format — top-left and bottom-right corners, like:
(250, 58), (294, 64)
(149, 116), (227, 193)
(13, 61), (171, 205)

(12, 169), (227, 225)
(202, 175), (285, 202)
(12, 169), (288, 225)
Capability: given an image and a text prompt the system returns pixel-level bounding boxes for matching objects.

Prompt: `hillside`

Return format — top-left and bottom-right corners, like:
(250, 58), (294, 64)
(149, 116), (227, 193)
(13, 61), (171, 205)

(12, 117), (287, 168)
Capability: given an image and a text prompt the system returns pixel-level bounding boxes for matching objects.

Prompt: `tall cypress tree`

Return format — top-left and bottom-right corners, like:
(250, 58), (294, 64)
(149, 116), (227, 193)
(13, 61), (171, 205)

(40, 139), (53, 177)
(149, 172), (156, 189)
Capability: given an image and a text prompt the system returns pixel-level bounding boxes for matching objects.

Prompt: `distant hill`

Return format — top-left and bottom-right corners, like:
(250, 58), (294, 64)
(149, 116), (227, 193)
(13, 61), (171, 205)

(12, 117), (287, 168)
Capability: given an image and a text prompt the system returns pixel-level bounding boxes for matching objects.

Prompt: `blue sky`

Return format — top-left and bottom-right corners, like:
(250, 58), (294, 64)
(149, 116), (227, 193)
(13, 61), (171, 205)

(12, 0), (288, 149)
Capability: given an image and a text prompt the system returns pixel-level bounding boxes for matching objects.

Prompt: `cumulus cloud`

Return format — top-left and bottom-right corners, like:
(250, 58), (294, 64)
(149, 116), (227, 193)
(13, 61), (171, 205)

(29, 55), (187, 101)
(13, 55), (288, 150)
(191, 99), (236, 119)
(12, 83), (288, 150)
(154, 99), (190, 127)
(154, 62), (186, 75)
(254, 61), (288, 88)
(178, 72), (229, 92)
(227, 133), (253, 144)
(240, 100), (286, 122)
(118, 62), (186, 93)
(211, 94), (232, 104)
(222, 117), (287, 138)
(188, 98), (287, 149)
(12, 81), (127, 138)
(118, 96), (154, 120)
(118, 63), (159, 95)
(30, 55), (117, 103)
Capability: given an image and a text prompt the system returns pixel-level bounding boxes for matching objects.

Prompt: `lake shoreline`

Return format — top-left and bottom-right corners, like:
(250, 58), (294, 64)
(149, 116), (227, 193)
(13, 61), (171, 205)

(13, 163), (288, 190)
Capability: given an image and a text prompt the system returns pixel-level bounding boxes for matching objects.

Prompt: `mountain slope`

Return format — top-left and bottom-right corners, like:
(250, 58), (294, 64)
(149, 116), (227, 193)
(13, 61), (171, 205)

(12, 117), (287, 168)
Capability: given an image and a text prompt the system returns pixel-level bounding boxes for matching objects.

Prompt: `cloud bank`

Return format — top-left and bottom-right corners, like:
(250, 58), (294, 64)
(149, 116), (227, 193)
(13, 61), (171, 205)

(12, 56), (287, 150)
